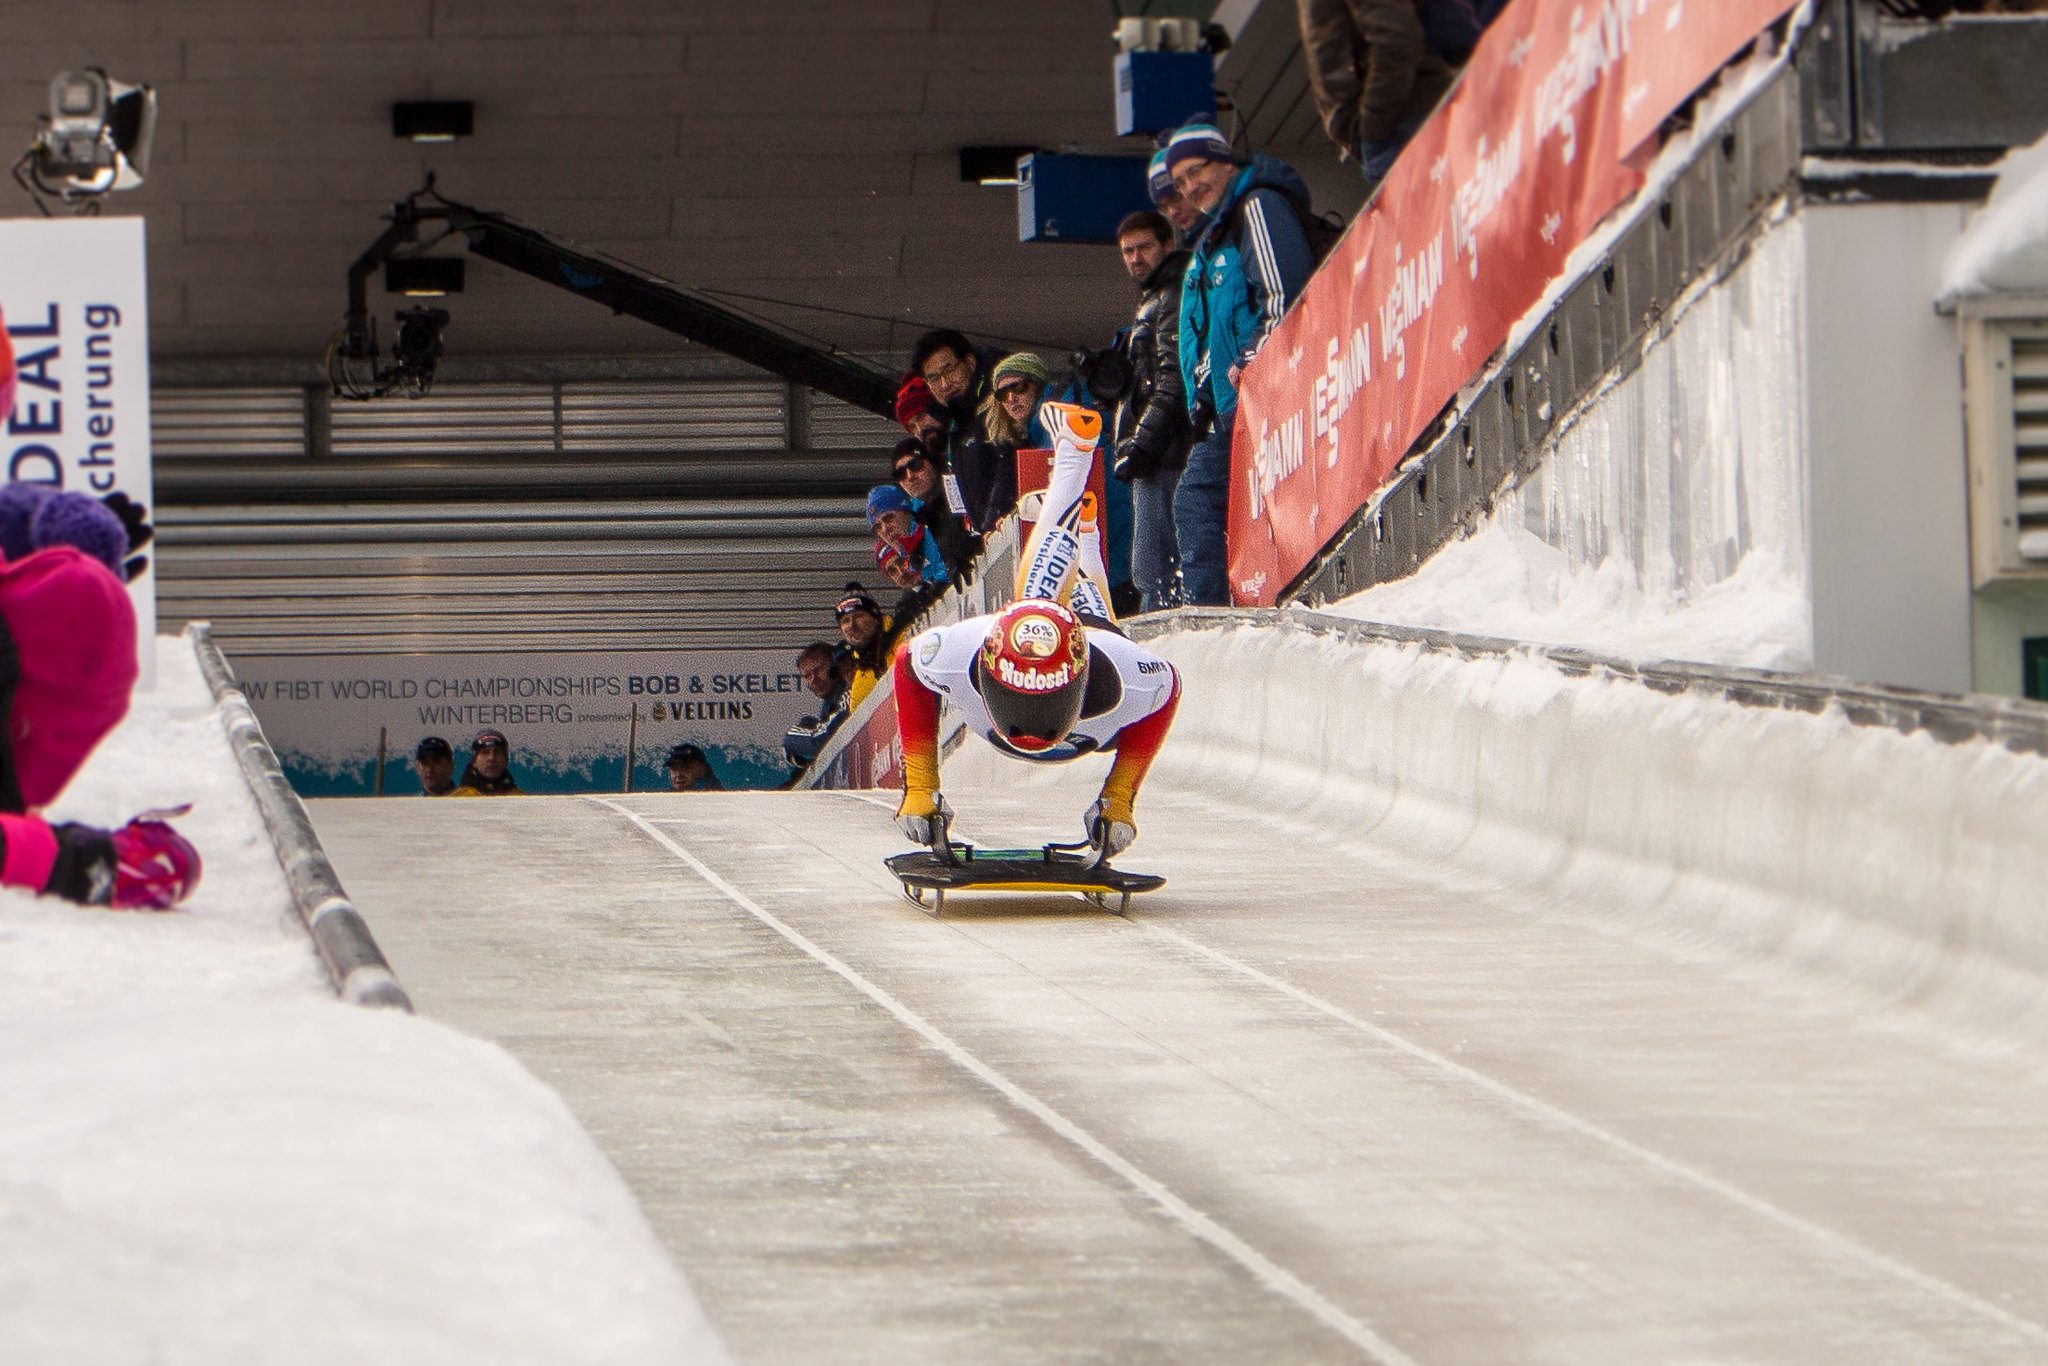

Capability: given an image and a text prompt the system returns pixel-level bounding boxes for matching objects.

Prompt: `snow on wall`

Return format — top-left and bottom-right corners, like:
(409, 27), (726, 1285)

(1122, 622), (2048, 1043)
(1941, 129), (2048, 301)
(1331, 215), (1813, 670)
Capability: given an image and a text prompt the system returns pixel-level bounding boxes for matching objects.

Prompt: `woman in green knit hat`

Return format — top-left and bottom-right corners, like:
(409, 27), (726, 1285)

(979, 351), (1052, 448)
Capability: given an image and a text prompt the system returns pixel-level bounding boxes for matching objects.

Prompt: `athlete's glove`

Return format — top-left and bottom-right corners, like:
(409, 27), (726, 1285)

(45, 810), (202, 910)
(896, 790), (952, 848)
(1085, 796), (1137, 858)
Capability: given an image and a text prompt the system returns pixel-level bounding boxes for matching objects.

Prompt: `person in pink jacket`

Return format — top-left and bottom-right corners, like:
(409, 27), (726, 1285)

(0, 470), (200, 910)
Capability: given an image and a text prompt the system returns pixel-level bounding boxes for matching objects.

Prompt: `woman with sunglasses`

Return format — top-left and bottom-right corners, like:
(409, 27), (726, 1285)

(949, 352), (1051, 533)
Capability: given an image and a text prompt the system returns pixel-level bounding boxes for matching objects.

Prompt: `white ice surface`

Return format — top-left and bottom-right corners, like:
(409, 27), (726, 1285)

(0, 636), (726, 1366)
(954, 619), (2048, 1042)
(1941, 129), (2048, 300)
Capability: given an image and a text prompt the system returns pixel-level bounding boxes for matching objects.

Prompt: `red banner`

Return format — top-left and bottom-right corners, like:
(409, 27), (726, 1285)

(1227, 0), (1799, 604)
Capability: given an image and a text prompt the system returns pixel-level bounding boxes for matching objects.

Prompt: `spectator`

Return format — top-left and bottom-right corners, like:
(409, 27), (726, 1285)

(1148, 148), (1203, 243)
(1296, 0), (1459, 192)
(784, 641), (850, 775)
(0, 485), (201, 911)
(949, 351), (1047, 532)
(1113, 209), (1195, 611)
(912, 328), (1003, 526)
(454, 728), (523, 795)
(413, 735), (457, 795)
(892, 436), (979, 578)
(1168, 123), (1317, 605)
(832, 584), (894, 711)
(867, 484), (949, 588)
(795, 639), (845, 714)
(665, 742), (724, 792)
(893, 375), (950, 455)
(876, 541), (923, 593)
(980, 351), (1052, 448)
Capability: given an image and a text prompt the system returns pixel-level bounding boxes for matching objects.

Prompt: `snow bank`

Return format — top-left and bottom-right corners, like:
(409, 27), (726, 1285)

(1941, 130), (2048, 301)
(1, 636), (727, 1366)
(1322, 526), (1810, 669)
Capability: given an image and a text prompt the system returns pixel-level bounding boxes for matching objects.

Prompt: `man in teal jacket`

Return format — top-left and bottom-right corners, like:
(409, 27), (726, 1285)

(1168, 124), (1317, 605)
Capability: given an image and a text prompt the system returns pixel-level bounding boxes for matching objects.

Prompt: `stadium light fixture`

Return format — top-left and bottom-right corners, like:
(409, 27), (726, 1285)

(384, 257), (465, 297)
(12, 68), (157, 213)
(392, 101), (473, 143)
(959, 145), (1037, 188)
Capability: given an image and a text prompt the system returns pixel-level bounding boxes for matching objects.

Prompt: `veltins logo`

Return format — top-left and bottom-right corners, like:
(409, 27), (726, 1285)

(1008, 614), (1060, 658)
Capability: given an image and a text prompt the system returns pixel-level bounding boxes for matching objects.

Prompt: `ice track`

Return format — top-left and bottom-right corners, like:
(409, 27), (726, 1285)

(313, 621), (2048, 1366)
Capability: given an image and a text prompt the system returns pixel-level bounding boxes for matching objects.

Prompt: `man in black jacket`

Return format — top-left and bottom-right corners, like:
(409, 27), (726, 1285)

(1112, 210), (1195, 610)
(911, 328), (1009, 534)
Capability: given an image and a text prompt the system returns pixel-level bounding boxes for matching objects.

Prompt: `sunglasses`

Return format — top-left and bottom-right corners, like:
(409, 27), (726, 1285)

(893, 456), (929, 478)
(473, 740), (507, 752)
(996, 382), (1036, 399)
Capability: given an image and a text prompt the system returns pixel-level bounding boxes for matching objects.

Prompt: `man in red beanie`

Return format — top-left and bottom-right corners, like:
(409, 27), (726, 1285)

(893, 375), (948, 453)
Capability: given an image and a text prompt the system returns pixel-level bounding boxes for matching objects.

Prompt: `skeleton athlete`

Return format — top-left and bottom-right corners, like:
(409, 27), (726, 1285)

(891, 402), (1181, 856)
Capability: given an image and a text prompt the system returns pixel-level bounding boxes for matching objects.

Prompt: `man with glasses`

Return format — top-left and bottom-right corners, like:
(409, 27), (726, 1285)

(909, 328), (1000, 504)
(1166, 123), (1315, 605)
(453, 728), (523, 796)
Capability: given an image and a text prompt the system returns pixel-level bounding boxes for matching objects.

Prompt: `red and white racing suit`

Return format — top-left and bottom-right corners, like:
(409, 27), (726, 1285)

(892, 403), (1181, 841)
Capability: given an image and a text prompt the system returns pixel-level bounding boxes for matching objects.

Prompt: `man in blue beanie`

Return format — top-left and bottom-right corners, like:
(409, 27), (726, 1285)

(1165, 123), (1316, 605)
(1148, 148), (1201, 243)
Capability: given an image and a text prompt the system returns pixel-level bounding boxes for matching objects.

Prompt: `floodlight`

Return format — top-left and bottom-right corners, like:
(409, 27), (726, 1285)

(14, 68), (157, 209)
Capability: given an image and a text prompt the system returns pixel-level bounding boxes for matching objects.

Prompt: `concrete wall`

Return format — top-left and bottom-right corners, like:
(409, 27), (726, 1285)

(1799, 202), (1976, 693)
(0, 0), (1296, 361)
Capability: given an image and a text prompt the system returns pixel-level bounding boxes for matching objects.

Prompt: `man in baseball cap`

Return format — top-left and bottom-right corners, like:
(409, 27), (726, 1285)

(413, 736), (456, 795)
(665, 742), (724, 792)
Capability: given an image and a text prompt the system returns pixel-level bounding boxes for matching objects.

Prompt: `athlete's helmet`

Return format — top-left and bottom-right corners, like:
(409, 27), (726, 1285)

(975, 599), (1089, 752)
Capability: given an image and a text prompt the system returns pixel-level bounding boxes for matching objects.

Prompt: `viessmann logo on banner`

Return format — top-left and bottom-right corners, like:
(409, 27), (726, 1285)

(1227, 0), (1801, 605)
(0, 217), (158, 656)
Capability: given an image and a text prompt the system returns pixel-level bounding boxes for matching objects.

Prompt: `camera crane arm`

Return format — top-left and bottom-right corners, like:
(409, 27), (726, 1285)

(340, 183), (899, 416)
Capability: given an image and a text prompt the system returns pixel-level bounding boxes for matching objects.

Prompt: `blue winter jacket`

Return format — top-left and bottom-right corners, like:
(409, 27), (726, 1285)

(1177, 156), (1318, 421)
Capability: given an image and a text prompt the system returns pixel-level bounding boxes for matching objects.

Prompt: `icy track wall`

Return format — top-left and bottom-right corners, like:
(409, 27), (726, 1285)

(1457, 217), (1810, 666)
(1123, 615), (2048, 1041)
